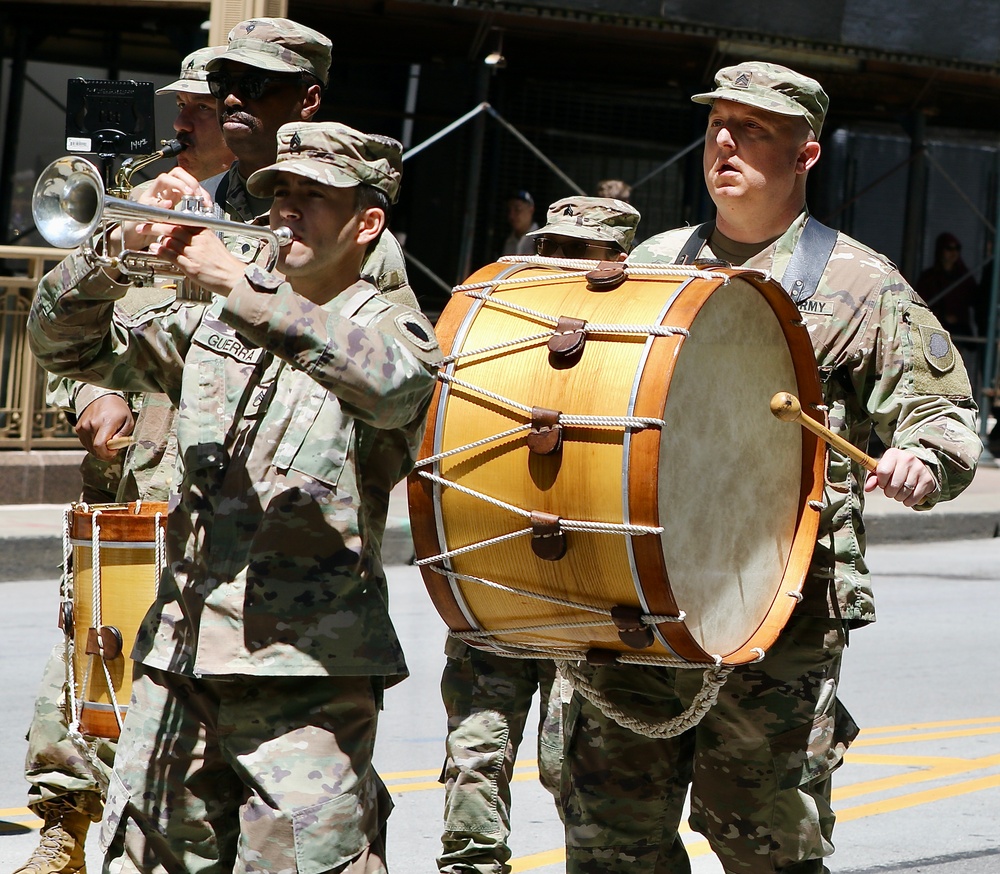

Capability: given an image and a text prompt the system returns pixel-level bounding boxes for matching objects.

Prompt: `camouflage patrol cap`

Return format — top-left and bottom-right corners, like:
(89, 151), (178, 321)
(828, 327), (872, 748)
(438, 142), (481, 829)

(526, 196), (641, 251)
(156, 46), (227, 95)
(247, 122), (403, 203)
(692, 61), (829, 136)
(206, 18), (332, 86)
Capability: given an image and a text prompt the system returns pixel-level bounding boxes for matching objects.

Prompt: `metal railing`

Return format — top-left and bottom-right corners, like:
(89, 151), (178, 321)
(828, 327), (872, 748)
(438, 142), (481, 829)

(0, 245), (77, 449)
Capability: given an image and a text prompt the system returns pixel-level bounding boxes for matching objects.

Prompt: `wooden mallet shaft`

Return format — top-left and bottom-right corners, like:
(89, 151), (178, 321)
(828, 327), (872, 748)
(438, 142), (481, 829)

(105, 435), (134, 452)
(769, 391), (877, 473)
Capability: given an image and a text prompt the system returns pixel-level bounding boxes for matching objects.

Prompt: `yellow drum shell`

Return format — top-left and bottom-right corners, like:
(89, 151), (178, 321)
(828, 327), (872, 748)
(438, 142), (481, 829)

(69, 502), (167, 739)
(409, 263), (825, 667)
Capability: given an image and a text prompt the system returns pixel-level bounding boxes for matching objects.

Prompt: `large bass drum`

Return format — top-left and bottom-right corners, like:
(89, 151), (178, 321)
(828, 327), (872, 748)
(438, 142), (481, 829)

(408, 261), (825, 668)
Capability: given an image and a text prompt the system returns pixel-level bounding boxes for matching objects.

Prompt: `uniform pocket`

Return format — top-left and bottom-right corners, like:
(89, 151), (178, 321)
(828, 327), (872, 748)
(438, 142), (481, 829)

(97, 770), (131, 854)
(277, 387), (353, 489)
(771, 696), (859, 791)
(441, 710), (510, 834)
(292, 771), (391, 874)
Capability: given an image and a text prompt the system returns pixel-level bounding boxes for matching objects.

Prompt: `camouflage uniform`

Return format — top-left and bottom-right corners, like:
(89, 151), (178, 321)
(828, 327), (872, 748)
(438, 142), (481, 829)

(558, 208), (982, 874)
(439, 197), (642, 874)
(28, 120), (439, 874)
(45, 377), (127, 503)
(438, 641), (563, 873)
(15, 48), (228, 874)
(45, 284), (181, 505)
(23, 288), (180, 838)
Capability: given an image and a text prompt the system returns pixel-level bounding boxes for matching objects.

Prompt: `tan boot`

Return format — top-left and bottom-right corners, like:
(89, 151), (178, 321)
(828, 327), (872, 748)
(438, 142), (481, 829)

(14, 799), (90, 874)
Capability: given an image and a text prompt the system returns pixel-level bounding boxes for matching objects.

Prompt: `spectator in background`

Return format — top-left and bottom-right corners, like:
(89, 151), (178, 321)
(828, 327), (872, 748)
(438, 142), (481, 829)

(916, 232), (980, 337)
(594, 178), (631, 202)
(500, 189), (538, 257)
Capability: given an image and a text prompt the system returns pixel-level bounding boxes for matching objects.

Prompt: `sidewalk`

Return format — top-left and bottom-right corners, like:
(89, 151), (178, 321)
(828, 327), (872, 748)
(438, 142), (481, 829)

(0, 465), (997, 582)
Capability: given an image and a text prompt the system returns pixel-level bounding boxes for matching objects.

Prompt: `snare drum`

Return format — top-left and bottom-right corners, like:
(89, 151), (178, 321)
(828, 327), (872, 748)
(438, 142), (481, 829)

(409, 261), (825, 667)
(66, 501), (167, 739)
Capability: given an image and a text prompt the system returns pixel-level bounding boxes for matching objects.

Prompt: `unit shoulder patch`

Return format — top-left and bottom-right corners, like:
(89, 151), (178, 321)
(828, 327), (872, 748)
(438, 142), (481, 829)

(917, 323), (955, 373)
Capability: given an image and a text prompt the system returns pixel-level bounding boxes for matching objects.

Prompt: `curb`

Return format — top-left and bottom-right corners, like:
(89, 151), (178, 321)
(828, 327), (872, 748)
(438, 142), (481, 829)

(1, 514), (996, 584)
(866, 510), (1000, 544)
(0, 524), (416, 584)
(0, 536), (66, 582)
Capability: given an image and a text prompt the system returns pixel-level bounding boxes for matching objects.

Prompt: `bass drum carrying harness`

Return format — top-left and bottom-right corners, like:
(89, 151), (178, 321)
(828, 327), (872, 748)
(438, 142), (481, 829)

(673, 216), (839, 305)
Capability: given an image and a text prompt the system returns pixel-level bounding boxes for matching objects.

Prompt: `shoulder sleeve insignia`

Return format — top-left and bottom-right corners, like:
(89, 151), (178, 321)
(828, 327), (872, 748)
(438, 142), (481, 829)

(917, 324), (955, 373)
(393, 311), (438, 352)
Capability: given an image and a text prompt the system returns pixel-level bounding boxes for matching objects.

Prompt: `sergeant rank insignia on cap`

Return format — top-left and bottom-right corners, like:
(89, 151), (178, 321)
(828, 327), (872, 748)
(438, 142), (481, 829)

(734, 71), (752, 88)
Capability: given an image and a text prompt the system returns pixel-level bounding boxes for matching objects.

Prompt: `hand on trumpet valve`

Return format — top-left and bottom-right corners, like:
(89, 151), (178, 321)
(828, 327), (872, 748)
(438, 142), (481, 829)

(149, 222), (247, 298)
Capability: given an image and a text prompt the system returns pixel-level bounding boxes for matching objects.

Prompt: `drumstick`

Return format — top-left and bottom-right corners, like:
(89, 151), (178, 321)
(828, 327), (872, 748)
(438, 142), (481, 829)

(769, 392), (876, 472)
(106, 435), (134, 452)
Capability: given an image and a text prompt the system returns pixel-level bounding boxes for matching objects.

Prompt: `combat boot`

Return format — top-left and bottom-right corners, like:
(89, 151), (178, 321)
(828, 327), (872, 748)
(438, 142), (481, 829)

(13, 799), (90, 874)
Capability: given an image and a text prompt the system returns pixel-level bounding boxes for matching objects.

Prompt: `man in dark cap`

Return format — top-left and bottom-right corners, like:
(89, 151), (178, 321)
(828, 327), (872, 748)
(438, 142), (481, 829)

(559, 61), (982, 874)
(28, 121), (439, 874)
(501, 189), (538, 257)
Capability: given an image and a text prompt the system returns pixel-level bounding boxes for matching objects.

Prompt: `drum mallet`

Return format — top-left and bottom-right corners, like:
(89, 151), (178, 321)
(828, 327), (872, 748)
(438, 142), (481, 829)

(769, 391), (877, 472)
(106, 436), (134, 452)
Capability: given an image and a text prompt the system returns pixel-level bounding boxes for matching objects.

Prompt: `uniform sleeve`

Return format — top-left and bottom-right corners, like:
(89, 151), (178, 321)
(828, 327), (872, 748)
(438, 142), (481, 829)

(626, 229), (687, 264)
(28, 250), (194, 405)
(361, 229), (409, 293)
(852, 272), (982, 507)
(221, 271), (439, 431)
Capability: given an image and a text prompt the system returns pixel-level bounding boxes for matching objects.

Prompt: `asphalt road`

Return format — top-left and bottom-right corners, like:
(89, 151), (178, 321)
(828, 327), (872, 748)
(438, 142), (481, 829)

(1, 538), (998, 873)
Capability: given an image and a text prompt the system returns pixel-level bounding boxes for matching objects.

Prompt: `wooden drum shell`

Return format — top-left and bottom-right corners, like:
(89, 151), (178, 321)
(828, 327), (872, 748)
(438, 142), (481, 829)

(69, 501), (166, 739)
(409, 263), (825, 667)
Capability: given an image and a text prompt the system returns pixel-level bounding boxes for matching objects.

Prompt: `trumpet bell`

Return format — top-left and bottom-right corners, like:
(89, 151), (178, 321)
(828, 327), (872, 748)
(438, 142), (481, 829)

(31, 154), (291, 274)
(32, 156), (103, 249)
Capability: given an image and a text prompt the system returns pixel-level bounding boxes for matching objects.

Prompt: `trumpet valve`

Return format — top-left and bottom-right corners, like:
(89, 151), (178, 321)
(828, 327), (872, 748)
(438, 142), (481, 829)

(178, 195), (207, 214)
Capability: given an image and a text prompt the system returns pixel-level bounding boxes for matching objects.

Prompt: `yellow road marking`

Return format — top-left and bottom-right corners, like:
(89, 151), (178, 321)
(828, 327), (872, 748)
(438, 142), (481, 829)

(858, 716), (1000, 734)
(836, 772), (1000, 821)
(385, 779), (442, 794)
(835, 753), (1000, 802)
(510, 848), (564, 872)
(844, 753), (970, 766)
(505, 768), (1000, 872)
(503, 717), (1000, 872)
(380, 766), (440, 780)
(852, 726), (1000, 746)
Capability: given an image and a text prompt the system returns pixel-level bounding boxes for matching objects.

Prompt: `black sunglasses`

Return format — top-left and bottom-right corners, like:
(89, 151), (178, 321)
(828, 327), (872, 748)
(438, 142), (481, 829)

(535, 236), (621, 259)
(206, 71), (304, 100)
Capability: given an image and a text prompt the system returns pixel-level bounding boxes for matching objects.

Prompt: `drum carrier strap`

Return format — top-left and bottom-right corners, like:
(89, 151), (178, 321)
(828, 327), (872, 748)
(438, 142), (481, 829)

(674, 217), (839, 304)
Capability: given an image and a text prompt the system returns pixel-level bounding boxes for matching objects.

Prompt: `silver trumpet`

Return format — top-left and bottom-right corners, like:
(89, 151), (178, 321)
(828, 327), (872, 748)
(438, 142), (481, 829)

(32, 155), (291, 278)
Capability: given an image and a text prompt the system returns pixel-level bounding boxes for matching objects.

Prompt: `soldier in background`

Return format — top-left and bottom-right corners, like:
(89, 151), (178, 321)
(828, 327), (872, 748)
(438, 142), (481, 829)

(15, 45), (233, 874)
(561, 61), (982, 874)
(439, 196), (640, 874)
